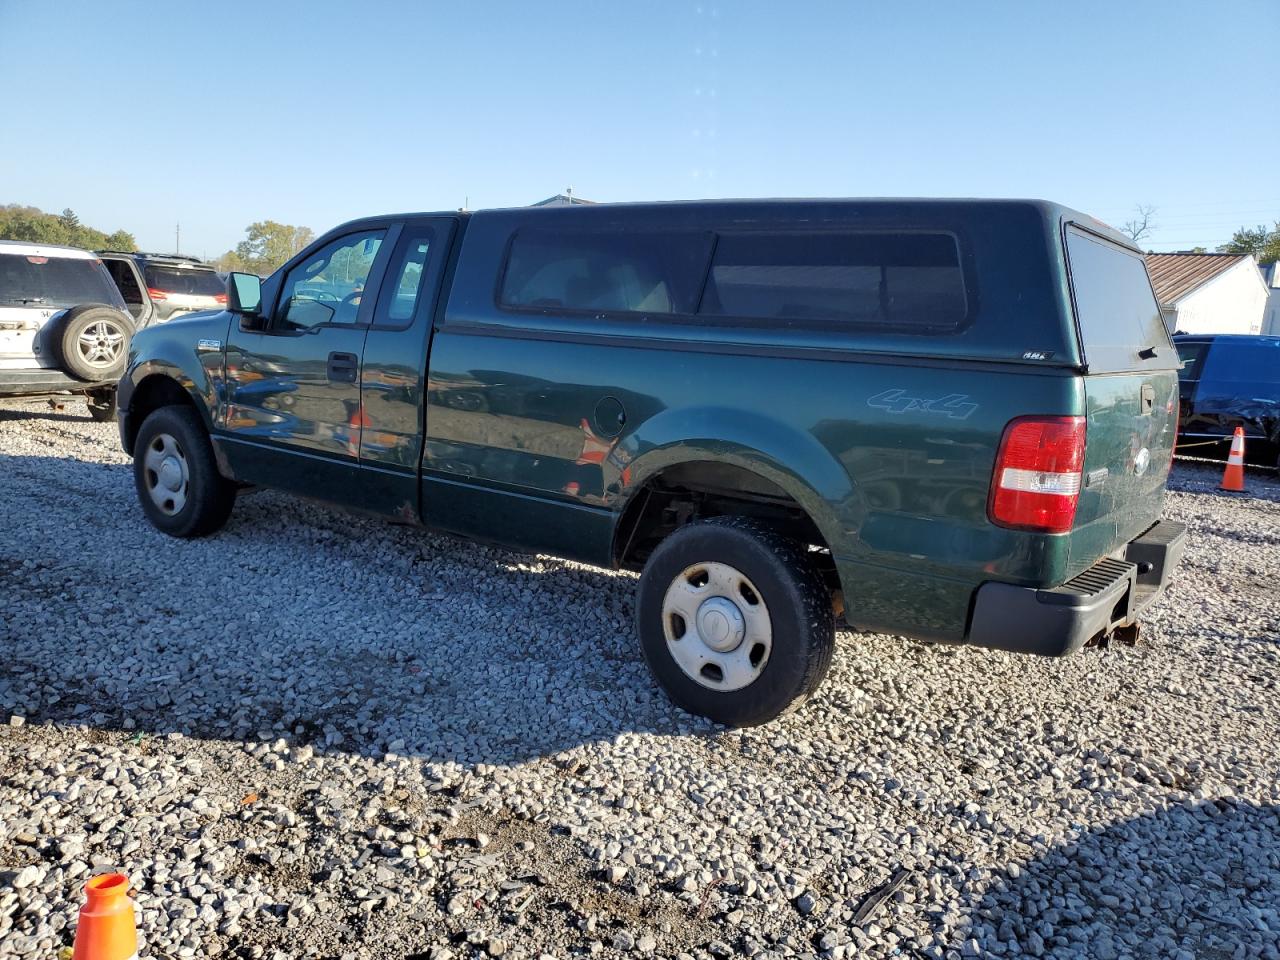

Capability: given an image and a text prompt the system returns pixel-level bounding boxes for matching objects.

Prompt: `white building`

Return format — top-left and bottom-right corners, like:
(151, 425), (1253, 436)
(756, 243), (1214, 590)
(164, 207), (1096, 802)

(1145, 252), (1269, 335)
(1260, 261), (1280, 335)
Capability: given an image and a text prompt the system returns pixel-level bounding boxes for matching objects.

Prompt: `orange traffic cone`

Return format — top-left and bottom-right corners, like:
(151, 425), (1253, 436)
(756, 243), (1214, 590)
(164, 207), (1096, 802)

(72, 873), (137, 960)
(1220, 426), (1246, 492)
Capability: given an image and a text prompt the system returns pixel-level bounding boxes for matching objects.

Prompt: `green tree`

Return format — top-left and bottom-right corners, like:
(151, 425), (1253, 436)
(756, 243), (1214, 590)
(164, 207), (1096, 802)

(220, 221), (315, 276)
(102, 229), (137, 251)
(1219, 223), (1280, 265)
(0, 203), (136, 251)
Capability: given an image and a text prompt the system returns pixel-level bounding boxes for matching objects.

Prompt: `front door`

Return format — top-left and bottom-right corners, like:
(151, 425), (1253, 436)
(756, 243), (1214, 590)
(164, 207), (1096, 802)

(220, 226), (399, 499)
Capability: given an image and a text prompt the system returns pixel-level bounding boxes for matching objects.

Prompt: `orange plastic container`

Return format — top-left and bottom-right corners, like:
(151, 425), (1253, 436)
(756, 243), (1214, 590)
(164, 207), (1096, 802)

(72, 873), (137, 960)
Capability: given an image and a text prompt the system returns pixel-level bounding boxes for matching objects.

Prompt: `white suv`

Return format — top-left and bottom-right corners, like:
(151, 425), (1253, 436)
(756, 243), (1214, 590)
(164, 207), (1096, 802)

(0, 240), (134, 421)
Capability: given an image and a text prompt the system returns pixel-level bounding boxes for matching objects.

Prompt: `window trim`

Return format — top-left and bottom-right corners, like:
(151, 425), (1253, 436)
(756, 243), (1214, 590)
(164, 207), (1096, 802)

(490, 224), (975, 336)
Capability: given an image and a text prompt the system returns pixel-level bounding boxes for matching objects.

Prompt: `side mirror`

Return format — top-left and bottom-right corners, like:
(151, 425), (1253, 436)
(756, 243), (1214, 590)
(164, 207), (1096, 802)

(227, 272), (262, 315)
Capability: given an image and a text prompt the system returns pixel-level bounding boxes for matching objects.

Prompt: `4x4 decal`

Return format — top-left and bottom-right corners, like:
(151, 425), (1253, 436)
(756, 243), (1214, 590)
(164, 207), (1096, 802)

(866, 389), (978, 420)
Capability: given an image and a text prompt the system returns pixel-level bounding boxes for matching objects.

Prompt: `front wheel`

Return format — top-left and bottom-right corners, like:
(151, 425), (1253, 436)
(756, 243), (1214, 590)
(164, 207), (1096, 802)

(636, 517), (835, 726)
(133, 405), (236, 538)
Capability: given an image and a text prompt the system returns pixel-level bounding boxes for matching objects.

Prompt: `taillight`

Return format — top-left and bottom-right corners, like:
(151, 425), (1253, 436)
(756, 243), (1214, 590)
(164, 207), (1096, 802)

(214, 293), (228, 304)
(989, 416), (1086, 533)
(147, 287), (168, 301)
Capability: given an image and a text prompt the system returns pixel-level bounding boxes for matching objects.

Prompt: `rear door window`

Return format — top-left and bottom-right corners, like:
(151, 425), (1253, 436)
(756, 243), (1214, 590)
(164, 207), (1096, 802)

(699, 231), (968, 332)
(373, 228), (435, 328)
(1066, 226), (1174, 372)
(499, 229), (711, 315)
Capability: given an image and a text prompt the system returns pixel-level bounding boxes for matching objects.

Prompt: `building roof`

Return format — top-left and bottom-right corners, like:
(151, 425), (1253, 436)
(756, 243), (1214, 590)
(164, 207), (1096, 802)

(1145, 252), (1251, 305)
(531, 193), (595, 207)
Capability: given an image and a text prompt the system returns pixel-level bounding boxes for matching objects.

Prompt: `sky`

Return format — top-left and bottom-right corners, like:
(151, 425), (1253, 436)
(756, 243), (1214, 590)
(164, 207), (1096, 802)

(1, 0), (1276, 258)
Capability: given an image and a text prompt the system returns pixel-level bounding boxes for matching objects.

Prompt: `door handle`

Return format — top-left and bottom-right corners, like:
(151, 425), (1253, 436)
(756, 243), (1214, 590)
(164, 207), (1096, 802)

(328, 351), (359, 383)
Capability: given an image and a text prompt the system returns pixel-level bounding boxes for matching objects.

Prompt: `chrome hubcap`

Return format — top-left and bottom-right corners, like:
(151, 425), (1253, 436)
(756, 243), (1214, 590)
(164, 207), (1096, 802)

(661, 561), (772, 691)
(142, 432), (189, 515)
(77, 320), (126, 367)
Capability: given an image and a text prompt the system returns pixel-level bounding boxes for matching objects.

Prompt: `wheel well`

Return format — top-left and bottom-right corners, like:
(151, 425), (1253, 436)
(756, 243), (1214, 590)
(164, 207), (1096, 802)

(614, 461), (837, 582)
(123, 375), (195, 453)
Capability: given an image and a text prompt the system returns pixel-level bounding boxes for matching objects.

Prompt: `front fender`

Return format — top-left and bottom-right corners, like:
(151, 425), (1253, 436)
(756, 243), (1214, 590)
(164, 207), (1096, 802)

(119, 312), (232, 450)
(611, 405), (861, 558)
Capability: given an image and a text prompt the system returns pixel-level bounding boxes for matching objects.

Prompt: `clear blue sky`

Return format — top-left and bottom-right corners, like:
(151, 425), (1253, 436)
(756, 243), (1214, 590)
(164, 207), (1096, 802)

(2, 0), (1275, 257)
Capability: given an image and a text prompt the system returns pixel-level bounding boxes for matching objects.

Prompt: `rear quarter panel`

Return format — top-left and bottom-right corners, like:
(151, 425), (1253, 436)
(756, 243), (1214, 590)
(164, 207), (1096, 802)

(425, 323), (1089, 642)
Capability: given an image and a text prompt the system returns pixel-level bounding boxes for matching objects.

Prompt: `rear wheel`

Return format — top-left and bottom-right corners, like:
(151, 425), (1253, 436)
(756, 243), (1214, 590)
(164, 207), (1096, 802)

(636, 517), (835, 726)
(133, 405), (236, 537)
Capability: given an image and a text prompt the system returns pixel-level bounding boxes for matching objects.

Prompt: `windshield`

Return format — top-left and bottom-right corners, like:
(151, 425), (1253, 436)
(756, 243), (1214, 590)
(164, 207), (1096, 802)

(144, 265), (225, 297)
(0, 253), (128, 310)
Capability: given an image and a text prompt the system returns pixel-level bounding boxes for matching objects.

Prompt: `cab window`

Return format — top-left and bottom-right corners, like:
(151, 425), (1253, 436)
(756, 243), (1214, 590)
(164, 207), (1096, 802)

(278, 230), (384, 329)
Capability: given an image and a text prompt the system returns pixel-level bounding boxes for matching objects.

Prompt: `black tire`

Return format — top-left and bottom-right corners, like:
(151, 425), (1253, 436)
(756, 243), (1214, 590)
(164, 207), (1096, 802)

(133, 405), (236, 538)
(50, 304), (133, 381)
(636, 517), (835, 726)
(86, 388), (117, 423)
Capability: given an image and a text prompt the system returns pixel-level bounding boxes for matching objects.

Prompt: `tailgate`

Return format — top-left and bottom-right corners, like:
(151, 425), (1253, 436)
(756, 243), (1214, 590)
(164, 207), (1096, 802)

(1063, 224), (1180, 575)
(1072, 371), (1179, 568)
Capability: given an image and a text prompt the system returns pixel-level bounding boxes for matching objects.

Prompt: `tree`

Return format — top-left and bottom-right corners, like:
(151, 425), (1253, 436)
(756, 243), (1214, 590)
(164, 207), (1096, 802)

(0, 203), (136, 251)
(1218, 223), (1280, 265)
(219, 221), (315, 276)
(103, 229), (137, 251)
(1121, 204), (1157, 244)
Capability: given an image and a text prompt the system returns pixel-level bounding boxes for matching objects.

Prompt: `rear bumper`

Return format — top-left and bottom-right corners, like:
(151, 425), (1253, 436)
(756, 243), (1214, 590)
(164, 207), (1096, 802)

(0, 368), (113, 397)
(966, 519), (1188, 657)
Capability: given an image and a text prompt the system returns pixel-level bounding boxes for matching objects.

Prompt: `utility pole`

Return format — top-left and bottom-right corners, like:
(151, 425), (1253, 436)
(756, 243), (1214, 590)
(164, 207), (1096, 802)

(175, 223), (180, 254)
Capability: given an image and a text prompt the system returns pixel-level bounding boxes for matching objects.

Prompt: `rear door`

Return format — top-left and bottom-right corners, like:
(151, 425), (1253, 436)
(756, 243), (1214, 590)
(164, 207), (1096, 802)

(1064, 225), (1179, 570)
(355, 216), (457, 516)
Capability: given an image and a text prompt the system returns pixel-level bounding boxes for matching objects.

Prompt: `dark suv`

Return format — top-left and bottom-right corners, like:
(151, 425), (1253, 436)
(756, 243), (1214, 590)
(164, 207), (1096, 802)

(117, 199), (1187, 725)
(98, 252), (226, 327)
(1174, 334), (1280, 468)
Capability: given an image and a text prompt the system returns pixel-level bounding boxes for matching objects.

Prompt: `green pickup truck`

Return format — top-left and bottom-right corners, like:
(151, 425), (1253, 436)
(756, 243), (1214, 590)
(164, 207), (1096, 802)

(117, 199), (1186, 725)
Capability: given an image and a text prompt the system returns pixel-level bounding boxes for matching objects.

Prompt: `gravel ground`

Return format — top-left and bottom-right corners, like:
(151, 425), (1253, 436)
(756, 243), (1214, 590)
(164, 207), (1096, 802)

(1, 396), (1278, 960)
